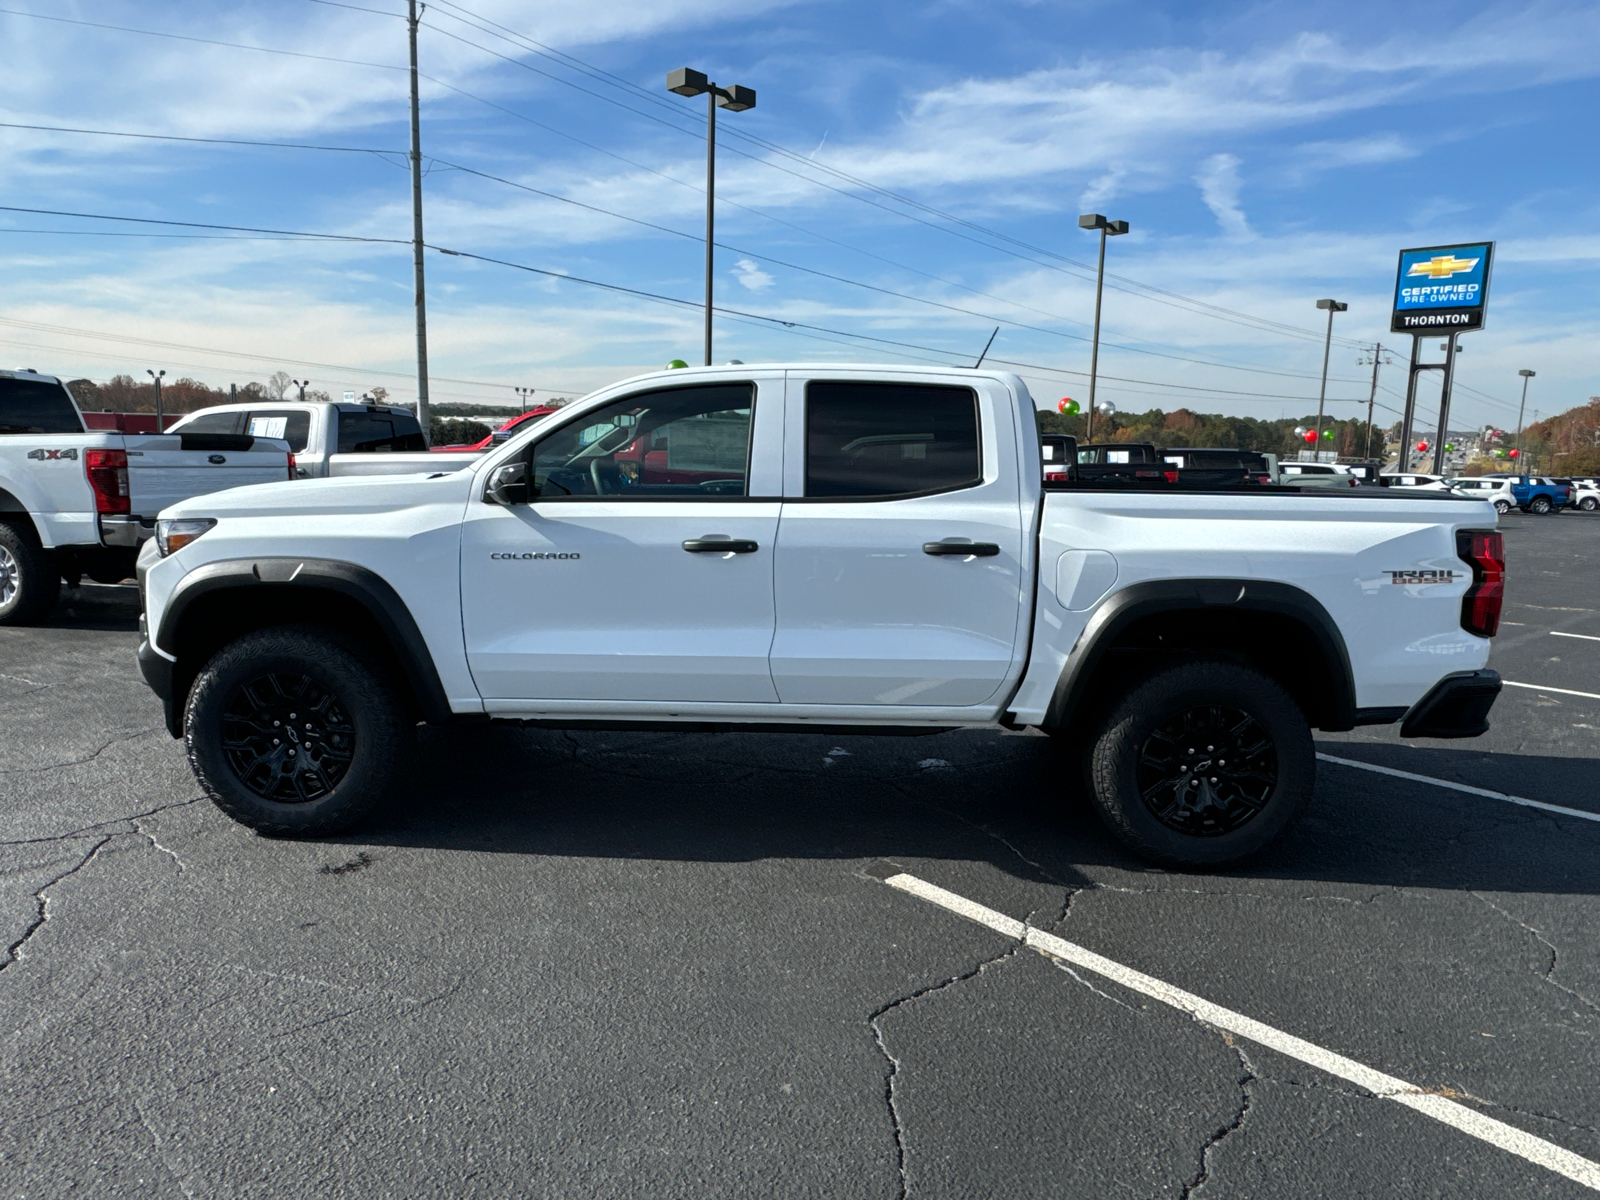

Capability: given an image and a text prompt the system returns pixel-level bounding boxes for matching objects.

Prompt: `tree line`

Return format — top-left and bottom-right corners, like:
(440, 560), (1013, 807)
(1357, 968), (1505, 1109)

(1036, 406), (1387, 460)
(68, 371), (331, 415)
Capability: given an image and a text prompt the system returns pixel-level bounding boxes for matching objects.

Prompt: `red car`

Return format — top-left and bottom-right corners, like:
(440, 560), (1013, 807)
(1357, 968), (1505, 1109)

(431, 405), (561, 451)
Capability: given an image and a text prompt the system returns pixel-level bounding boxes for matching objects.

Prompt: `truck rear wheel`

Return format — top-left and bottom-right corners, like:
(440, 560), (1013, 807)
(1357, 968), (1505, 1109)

(0, 522), (60, 626)
(1087, 660), (1314, 868)
(1528, 496), (1552, 514)
(184, 626), (410, 837)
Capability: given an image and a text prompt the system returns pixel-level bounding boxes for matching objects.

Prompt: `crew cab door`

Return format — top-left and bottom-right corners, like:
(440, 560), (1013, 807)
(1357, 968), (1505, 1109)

(459, 376), (784, 703)
(769, 374), (1029, 707)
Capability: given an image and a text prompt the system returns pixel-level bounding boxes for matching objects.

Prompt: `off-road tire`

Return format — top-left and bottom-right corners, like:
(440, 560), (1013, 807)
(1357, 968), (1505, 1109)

(185, 625), (410, 837)
(1088, 660), (1315, 869)
(1529, 496), (1553, 514)
(0, 521), (59, 626)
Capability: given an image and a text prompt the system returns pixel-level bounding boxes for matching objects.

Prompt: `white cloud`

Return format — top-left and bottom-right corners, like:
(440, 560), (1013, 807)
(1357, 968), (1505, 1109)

(731, 258), (774, 291)
(1193, 153), (1251, 238)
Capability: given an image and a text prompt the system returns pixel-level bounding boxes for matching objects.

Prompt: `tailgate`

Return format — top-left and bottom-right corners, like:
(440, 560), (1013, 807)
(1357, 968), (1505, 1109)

(123, 432), (291, 517)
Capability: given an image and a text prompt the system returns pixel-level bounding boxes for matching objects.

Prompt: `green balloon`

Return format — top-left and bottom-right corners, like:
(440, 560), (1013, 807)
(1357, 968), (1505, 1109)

(1444, 443), (1455, 452)
(1321, 429), (1334, 440)
(666, 359), (689, 370)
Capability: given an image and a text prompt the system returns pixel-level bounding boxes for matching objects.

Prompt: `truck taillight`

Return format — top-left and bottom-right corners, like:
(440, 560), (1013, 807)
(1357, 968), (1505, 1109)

(1456, 529), (1504, 638)
(85, 448), (130, 515)
(287, 452), (297, 480)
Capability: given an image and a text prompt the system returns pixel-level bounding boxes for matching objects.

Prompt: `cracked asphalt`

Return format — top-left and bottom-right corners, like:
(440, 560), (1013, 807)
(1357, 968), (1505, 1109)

(1, 513), (1597, 1198)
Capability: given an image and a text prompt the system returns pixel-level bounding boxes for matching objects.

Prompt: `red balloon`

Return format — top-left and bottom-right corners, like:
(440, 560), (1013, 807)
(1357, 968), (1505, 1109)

(1303, 429), (1318, 443)
(1416, 441), (1428, 452)
(1509, 448), (1520, 458)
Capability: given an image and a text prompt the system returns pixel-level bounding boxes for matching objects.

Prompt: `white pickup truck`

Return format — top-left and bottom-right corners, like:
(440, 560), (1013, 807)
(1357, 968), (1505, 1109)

(167, 400), (482, 478)
(0, 369), (293, 624)
(135, 364), (1505, 866)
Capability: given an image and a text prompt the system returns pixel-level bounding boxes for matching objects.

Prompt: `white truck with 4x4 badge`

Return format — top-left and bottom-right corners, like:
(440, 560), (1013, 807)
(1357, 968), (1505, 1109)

(0, 369), (294, 623)
(135, 364), (1506, 866)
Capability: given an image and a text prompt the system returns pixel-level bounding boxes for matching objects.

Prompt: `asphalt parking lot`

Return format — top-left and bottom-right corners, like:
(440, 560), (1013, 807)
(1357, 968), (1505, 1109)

(2, 512), (1597, 1198)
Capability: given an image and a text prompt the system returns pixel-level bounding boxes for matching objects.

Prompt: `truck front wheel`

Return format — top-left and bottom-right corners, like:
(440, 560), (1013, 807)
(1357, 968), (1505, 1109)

(0, 522), (60, 626)
(1087, 661), (1314, 868)
(185, 626), (411, 837)
(1528, 496), (1553, 514)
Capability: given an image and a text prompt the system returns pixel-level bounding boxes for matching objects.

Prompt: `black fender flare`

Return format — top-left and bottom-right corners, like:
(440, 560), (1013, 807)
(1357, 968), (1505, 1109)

(1044, 578), (1359, 732)
(155, 557), (452, 726)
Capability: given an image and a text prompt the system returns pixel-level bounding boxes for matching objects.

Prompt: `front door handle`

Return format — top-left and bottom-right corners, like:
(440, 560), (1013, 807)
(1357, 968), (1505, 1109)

(683, 537), (759, 554)
(923, 539), (1000, 557)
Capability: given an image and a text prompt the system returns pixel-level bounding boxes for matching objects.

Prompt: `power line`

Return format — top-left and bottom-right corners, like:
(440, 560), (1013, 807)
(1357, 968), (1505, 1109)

(0, 120), (402, 156)
(0, 204), (408, 244)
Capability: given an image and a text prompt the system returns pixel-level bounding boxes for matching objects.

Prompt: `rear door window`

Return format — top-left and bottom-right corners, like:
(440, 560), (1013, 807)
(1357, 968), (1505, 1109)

(0, 377), (82, 434)
(337, 410), (426, 453)
(805, 382), (980, 498)
(246, 410), (311, 452)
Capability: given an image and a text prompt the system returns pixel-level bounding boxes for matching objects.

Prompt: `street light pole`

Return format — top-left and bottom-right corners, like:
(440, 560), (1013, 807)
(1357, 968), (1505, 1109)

(1515, 369), (1535, 471)
(407, 0), (432, 445)
(292, 378), (309, 402)
(1078, 213), (1128, 442)
(667, 69), (756, 367)
(146, 369), (165, 429)
(1313, 299), (1347, 456)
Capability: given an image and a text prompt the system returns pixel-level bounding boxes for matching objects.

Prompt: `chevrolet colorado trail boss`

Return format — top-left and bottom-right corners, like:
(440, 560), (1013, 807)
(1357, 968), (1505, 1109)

(0, 369), (293, 623)
(136, 365), (1505, 866)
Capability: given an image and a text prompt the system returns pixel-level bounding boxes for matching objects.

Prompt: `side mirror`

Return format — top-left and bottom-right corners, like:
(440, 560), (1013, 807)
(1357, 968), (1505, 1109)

(485, 461), (531, 506)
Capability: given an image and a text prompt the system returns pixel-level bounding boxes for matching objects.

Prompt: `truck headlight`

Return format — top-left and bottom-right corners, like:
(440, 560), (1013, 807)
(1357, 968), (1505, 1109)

(156, 518), (216, 556)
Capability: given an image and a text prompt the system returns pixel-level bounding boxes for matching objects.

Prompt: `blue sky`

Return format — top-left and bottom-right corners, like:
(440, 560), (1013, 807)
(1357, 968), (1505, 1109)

(1, 0), (1596, 434)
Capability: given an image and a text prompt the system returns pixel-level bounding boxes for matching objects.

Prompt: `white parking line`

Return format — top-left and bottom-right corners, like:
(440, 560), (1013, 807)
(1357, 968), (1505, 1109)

(1316, 752), (1600, 824)
(1503, 680), (1600, 700)
(877, 870), (1600, 1192)
(1551, 631), (1600, 643)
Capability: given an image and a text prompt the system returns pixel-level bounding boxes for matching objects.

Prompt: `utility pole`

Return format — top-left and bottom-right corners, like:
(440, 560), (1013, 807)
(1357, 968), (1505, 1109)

(407, 0), (432, 445)
(1358, 343), (1388, 460)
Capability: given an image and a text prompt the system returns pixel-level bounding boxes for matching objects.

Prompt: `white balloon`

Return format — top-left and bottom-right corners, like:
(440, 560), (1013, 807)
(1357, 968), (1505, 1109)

(1096, 399), (1116, 416)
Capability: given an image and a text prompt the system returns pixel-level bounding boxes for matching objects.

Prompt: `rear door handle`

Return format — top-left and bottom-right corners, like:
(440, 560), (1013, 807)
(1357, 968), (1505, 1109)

(683, 538), (759, 554)
(923, 540), (1001, 557)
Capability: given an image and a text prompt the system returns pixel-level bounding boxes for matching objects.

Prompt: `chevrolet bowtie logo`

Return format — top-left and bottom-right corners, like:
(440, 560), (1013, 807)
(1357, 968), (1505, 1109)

(1407, 254), (1479, 280)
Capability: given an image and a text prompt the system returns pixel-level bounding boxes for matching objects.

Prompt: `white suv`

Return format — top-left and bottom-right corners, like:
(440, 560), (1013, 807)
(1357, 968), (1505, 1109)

(1450, 477), (1515, 514)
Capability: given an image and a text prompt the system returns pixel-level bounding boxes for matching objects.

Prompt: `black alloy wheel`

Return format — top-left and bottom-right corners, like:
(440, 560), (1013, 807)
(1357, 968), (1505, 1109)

(1086, 660), (1315, 868)
(221, 672), (356, 802)
(1133, 705), (1276, 837)
(185, 625), (409, 836)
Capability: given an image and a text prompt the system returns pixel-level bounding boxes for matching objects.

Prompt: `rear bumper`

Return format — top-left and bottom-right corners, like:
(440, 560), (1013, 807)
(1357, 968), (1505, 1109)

(1399, 669), (1501, 739)
(100, 515), (155, 547)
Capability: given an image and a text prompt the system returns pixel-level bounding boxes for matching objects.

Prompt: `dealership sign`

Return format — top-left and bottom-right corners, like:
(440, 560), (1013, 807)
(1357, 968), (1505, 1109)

(1391, 242), (1494, 333)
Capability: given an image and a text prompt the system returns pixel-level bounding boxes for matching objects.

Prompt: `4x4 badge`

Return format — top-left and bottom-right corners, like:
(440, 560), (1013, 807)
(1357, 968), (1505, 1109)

(26, 448), (78, 461)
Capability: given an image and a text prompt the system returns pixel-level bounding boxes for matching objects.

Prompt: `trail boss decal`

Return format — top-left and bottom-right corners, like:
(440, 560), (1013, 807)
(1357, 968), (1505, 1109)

(26, 448), (78, 462)
(1387, 569), (1458, 584)
(491, 551), (580, 560)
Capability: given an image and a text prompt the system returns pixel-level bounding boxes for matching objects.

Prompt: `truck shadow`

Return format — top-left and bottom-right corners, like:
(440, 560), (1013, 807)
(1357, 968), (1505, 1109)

(347, 724), (1600, 897)
(40, 582), (141, 632)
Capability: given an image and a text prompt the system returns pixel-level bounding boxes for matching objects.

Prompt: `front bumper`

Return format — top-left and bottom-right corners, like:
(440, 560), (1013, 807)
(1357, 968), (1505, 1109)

(1400, 669), (1501, 739)
(136, 635), (180, 737)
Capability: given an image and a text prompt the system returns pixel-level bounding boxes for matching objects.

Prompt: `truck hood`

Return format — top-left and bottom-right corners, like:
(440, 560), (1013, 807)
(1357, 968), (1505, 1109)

(160, 467), (478, 520)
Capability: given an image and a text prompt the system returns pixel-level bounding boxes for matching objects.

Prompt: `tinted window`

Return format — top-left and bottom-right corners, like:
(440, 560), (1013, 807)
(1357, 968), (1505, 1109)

(180, 410), (243, 435)
(337, 410), (426, 453)
(246, 410), (311, 452)
(0, 378), (82, 434)
(805, 382), (980, 498)
(529, 384), (753, 498)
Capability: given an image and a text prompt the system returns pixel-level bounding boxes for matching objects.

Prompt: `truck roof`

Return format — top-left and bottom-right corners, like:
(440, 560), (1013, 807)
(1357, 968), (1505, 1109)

(1, 369), (62, 384)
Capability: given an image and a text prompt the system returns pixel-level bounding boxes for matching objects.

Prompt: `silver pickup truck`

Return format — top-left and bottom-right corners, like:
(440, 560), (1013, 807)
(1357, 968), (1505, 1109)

(167, 401), (481, 479)
(0, 369), (294, 623)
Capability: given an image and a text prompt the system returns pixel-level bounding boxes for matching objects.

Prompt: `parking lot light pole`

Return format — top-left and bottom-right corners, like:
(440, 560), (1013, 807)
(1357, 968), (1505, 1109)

(292, 379), (309, 402)
(1078, 214), (1128, 442)
(146, 369), (165, 429)
(1313, 299), (1347, 455)
(667, 68), (756, 367)
(1515, 369), (1535, 472)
